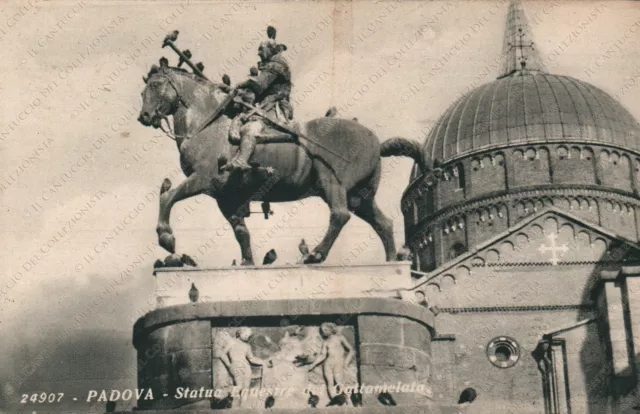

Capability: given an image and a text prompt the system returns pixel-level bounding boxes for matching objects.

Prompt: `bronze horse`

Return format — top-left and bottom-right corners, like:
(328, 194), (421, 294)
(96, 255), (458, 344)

(137, 61), (425, 265)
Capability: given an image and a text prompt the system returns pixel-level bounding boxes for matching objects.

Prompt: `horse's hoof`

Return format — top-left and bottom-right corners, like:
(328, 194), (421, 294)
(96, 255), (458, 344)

(164, 254), (183, 267)
(303, 252), (324, 264)
(153, 259), (165, 269)
(159, 233), (176, 253)
(241, 259), (254, 266)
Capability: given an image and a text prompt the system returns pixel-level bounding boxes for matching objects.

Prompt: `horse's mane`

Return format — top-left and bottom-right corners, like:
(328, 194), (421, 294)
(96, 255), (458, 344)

(146, 64), (226, 94)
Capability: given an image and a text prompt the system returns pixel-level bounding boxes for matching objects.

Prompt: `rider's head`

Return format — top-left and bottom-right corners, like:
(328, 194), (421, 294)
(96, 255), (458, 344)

(258, 41), (276, 62)
(258, 25), (285, 62)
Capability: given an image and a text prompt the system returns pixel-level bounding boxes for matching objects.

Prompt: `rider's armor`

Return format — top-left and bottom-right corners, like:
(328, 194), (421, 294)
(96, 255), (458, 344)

(245, 51), (293, 120)
(225, 26), (294, 171)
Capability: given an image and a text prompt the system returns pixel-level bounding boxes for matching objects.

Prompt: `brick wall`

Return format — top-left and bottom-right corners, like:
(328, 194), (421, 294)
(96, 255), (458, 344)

(432, 310), (607, 412)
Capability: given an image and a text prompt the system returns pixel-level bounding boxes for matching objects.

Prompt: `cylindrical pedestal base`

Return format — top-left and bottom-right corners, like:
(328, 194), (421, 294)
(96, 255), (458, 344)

(133, 298), (435, 410)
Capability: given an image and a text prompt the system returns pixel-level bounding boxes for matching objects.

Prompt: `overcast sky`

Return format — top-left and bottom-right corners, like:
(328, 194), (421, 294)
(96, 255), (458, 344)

(1, 0), (640, 411)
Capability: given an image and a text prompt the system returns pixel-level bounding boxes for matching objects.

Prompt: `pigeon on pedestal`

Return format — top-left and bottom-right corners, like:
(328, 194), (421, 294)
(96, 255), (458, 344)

(307, 391), (319, 408)
(181, 254), (197, 267)
(264, 395), (275, 409)
(188, 283), (199, 303)
(263, 249), (277, 265)
(350, 392), (363, 407)
(326, 393), (347, 407)
(298, 239), (310, 259)
(378, 392), (396, 406)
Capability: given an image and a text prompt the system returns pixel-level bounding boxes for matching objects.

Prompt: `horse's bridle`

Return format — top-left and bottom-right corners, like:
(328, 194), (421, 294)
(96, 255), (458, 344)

(151, 74), (192, 141)
(152, 73), (232, 143)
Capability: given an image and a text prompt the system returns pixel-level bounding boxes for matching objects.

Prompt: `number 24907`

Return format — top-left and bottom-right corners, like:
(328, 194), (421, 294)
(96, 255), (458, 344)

(20, 393), (64, 403)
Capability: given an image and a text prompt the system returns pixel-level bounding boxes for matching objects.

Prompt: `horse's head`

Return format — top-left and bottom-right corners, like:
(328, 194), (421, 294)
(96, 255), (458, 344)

(138, 61), (181, 128)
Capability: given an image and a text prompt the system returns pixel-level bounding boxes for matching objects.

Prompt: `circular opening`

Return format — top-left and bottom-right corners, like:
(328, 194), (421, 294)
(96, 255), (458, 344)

(494, 345), (512, 362)
(487, 337), (520, 368)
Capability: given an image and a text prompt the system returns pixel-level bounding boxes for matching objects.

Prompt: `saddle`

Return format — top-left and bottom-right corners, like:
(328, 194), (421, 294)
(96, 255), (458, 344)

(228, 99), (300, 145)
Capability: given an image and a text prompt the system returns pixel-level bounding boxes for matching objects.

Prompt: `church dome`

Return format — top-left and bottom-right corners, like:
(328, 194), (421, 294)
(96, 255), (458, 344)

(423, 73), (640, 166)
(402, 1), (640, 273)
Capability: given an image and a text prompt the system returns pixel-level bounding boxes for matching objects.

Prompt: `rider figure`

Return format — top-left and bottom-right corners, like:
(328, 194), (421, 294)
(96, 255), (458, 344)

(224, 25), (293, 171)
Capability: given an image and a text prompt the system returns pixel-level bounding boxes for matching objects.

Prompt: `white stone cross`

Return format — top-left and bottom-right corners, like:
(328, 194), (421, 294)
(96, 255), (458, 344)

(538, 233), (569, 265)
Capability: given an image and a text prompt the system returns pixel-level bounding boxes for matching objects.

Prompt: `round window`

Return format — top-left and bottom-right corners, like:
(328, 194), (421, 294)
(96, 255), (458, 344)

(487, 336), (520, 368)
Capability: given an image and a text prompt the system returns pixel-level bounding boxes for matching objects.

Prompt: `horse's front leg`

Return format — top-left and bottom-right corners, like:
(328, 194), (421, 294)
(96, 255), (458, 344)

(157, 173), (210, 254)
(218, 201), (254, 265)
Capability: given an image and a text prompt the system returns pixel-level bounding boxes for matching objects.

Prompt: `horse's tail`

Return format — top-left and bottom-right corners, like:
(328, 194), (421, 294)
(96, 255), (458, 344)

(380, 137), (427, 173)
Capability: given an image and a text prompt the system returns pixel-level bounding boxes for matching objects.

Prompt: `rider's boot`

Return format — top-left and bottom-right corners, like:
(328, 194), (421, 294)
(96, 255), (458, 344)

(224, 132), (258, 171)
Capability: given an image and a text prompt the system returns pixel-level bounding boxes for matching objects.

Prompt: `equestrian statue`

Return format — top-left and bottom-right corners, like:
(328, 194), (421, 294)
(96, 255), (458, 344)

(137, 27), (429, 266)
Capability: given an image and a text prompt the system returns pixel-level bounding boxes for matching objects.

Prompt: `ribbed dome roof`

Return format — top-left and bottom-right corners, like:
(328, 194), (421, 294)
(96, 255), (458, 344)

(423, 73), (640, 165)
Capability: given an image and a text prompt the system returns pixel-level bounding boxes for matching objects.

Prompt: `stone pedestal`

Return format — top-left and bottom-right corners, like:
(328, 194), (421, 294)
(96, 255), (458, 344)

(152, 262), (414, 307)
(133, 262), (441, 411)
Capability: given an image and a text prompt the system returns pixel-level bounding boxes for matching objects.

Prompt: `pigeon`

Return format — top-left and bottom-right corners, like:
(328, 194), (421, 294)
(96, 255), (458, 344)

(352, 117), (358, 122)
(181, 254), (197, 267)
(178, 49), (192, 68)
(222, 74), (231, 86)
(458, 388), (477, 404)
(267, 25), (277, 40)
(325, 106), (337, 117)
(264, 395), (275, 409)
(378, 392), (396, 406)
(160, 178), (172, 195)
(188, 283), (199, 303)
(106, 401), (116, 413)
(350, 392), (363, 407)
(232, 259), (237, 266)
(298, 239), (310, 257)
(396, 245), (413, 261)
(153, 259), (164, 269)
(249, 66), (259, 76)
(263, 249), (277, 265)
(326, 393), (347, 407)
(307, 391), (319, 408)
(212, 393), (233, 410)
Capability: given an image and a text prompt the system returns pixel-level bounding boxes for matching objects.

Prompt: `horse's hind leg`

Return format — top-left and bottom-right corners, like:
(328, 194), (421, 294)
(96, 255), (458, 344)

(352, 197), (396, 262)
(305, 167), (351, 264)
(218, 201), (254, 265)
(157, 173), (210, 254)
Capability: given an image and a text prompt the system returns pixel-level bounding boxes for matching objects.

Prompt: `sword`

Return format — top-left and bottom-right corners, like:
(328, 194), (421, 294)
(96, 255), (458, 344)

(233, 99), (350, 164)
